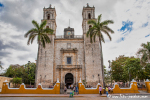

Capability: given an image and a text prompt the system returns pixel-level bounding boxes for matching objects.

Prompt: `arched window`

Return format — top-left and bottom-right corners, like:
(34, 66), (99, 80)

(47, 14), (50, 20)
(46, 26), (49, 28)
(88, 13), (91, 19)
(89, 25), (92, 29)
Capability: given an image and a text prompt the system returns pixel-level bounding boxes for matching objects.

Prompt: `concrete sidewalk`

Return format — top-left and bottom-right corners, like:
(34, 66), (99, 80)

(0, 93), (150, 97)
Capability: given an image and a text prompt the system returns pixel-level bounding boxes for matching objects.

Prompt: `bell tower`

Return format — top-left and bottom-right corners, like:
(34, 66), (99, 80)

(82, 4), (103, 86)
(35, 4), (56, 87)
(43, 4), (57, 34)
(82, 3), (95, 34)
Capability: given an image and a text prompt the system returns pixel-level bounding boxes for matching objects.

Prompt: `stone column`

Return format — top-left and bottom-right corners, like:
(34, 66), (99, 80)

(76, 66), (77, 85)
(61, 66), (62, 83)
(145, 79), (150, 93)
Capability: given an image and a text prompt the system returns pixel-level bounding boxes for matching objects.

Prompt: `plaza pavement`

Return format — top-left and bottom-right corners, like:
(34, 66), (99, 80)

(0, 93), (150, 97)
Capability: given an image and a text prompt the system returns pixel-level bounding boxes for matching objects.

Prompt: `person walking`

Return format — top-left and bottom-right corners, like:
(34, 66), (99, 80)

(73, 86), (75, 95)
(75, 85), (78, 95)
(71, 84), (73, 90)
(99, 86), (102, 95)
(110, 86), (113, 94)
(64, 86), (67, 94)
(108, 86), (110, 93)
(105, 86), (108, 97)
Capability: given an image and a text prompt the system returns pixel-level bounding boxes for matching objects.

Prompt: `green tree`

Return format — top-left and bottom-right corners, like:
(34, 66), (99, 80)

(24, 62), (36, 85)
(144, 64), (150, 79)
(124, 57), (144, 81)
(87, 14), (114, 87)
(4, 62), (36, 85)
(24, 20), (53, 87)
(111, 55), (145, 82)
(10, 77), (22, 88)
(137, 42), (150, 65)
(111, 56), (127, 82)
(4, 64), (21, 78)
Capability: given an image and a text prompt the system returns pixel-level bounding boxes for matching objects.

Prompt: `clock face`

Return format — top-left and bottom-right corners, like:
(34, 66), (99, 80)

(67, 31), (71, 35)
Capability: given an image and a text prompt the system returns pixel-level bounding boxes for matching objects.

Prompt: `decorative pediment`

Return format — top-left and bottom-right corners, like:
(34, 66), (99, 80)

(60, 48), (78, 53)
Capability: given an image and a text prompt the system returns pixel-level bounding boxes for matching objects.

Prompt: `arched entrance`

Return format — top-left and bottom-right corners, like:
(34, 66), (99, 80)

(65, 73), (73, 88)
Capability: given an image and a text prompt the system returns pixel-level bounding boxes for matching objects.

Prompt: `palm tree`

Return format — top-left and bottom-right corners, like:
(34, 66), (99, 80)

(87, 14), (114, 87)
(0, 61), (3, 70)
(137, 42), (150, 65)
(0, 65), (3, 70)
(24, 20), (53, 87)
(24, 20), (53, 47)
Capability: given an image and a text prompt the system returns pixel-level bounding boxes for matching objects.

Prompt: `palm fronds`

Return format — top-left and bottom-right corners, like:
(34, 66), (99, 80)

(24, 20), (54, 48)
(87, 14), (114, 43)
(137, 42), (150, 64)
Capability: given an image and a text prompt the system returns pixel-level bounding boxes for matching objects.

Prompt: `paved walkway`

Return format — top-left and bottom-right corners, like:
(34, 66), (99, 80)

(0, 93), (150, 97)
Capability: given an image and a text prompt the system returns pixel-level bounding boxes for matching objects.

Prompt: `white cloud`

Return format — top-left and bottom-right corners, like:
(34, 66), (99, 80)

(103, 0), (150, 68)
(0, 0), (150, 72)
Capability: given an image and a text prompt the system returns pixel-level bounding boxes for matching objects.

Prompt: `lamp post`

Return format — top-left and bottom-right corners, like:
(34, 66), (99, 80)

(108, 60), (112, 86)
(28, 61), (30, 84)
(98, 74), (100, 83)
(128, 67), (130, 87)
(40, 75), (42, 83)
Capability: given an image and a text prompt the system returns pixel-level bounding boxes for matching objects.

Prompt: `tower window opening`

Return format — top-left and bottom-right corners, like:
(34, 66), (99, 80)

(88, 13), (91, 19)
(47, 14), (50, 20)
(46, 26), (49, 28)
(89, 25), (92, 29)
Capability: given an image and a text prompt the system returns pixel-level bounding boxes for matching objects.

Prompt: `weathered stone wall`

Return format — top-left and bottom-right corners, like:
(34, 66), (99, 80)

(53, 39), (85, 84)
(82, 5), (103, 87)
(36, 35), (55, 87)
(35, 6), (57, 87)
(84, 34), (103, 87)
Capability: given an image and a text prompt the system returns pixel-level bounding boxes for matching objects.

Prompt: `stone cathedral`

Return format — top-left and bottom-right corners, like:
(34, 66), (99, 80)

(35, 4), (103, 88)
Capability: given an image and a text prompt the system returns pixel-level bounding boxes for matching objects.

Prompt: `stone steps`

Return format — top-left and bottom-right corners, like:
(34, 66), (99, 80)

(66, 89), (74, 94)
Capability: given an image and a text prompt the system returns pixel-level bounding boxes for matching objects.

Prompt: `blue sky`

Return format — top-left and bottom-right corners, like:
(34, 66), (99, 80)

(117, 20), (133, 42)
(142, 22), (148, 27)
(0, 2), (4, 11)
(0, 0), (150, 72)
(119, 20), (133, 34)
(0, 2), (4, 7)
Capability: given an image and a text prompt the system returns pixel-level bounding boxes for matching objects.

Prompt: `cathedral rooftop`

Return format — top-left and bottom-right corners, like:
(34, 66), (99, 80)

(64, 26), (74, 31)
(83, 3), (95, 8)
(44, 4), (55, 9)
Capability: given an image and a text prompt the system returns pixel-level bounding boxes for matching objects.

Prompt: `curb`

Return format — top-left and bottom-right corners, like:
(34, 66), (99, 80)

(0, 93), (149, 97)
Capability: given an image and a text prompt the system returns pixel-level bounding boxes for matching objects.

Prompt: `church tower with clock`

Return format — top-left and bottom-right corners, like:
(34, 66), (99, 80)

(64, 27), (74, 38)
(35, 4), (103, 92)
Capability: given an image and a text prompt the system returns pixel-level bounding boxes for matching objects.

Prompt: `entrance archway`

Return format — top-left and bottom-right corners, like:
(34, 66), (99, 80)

(65, 73), (73, 88)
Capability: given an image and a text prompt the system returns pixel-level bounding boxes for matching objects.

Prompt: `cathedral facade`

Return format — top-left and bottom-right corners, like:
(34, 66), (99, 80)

(35, 4), (103, 89)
